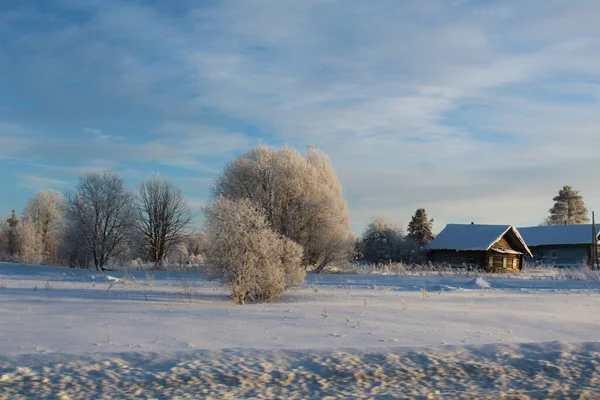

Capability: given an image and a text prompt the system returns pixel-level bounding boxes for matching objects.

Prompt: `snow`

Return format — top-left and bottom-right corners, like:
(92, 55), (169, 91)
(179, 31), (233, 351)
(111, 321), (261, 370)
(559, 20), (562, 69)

(519, 224), (600, 246)
(1, 262), (599, 398)
(469, 277), (491, 289)
(425, 224), (532, 256)
(491, 248), (522, 255)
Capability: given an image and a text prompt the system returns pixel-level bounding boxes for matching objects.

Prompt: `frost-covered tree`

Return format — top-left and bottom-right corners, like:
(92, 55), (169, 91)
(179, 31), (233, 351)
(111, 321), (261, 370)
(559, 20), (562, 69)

(137, 175), (193, 266)
(23, 190), (65, 263)
(166, 242), (190, 266)
(212, 146), (351, 272)
(359, 216), (405, 264)
(65, 171), (136, 270)
(547, 185), (589, 225)
(15, 219), (43, 265)
(184, 232), (210, 264)
(205, 197), (305, 304)
(407, 208), (435, 247)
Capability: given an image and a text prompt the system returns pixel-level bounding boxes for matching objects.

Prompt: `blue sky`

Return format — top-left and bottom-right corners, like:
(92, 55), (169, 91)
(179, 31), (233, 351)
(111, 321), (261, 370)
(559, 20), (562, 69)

(1, 0), (600, 233)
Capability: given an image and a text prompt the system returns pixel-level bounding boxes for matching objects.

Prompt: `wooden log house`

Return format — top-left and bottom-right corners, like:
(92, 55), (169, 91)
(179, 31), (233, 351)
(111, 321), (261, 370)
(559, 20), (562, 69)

(425, 224), (532, 272)
(518, 224), (600, 267)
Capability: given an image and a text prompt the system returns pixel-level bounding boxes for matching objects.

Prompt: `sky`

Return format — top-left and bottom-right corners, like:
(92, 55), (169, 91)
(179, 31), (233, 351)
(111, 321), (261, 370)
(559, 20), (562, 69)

(1, 0), (600, 234)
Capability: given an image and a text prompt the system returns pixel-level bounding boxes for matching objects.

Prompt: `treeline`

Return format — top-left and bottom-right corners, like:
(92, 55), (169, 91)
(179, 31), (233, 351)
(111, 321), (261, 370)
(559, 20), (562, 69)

(202, 146), (436, 303)
(1, 145), (436, 303)
(0, 173), (207, 270)
(356, 209), (434, 265)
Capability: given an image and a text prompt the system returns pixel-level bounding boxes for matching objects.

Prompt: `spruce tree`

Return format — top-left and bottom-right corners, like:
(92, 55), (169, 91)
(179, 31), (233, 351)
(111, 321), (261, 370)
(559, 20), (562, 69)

(407, 208), (434, 247)
(6, 210), (19, 256)
(547, 186), (589, 225)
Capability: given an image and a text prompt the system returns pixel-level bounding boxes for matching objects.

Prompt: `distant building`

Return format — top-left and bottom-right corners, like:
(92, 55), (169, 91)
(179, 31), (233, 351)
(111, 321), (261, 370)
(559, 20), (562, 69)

(518, 225), (600, 267)
(424, 224), (532, 272)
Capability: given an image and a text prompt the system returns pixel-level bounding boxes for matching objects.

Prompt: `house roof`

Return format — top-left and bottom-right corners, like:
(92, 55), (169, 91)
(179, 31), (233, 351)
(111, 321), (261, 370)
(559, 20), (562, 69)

(491, 248), (522, 255)
(518, 224), (600, 247)
(425, 224), (532, 257)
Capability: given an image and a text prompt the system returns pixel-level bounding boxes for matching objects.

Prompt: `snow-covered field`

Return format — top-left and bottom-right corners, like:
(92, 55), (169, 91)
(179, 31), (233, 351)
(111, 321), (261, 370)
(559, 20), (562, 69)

(1, 263), (599, 399)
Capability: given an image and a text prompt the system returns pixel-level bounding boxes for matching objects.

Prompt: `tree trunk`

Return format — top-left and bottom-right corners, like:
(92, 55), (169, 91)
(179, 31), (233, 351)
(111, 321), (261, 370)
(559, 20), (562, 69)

(313, 261), (328, 274)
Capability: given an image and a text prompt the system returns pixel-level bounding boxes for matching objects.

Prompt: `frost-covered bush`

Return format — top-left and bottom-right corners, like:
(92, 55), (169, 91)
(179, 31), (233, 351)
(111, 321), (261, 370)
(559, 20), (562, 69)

(280, 236), (306, 288)
(205, 197), (305, 304)
(212, 146), (351, 272)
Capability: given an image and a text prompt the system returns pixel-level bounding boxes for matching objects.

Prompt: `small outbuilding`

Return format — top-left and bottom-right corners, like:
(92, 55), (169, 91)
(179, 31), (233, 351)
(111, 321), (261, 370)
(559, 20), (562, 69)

(518, 224), (600, 267)
(424, 224), (532, 272)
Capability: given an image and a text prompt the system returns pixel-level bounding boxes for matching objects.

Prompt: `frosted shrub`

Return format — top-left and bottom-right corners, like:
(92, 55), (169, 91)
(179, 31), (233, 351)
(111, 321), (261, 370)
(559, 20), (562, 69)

(212, 146), (352, 272)
(280, 237), (306, 288)
(205, 197), (305, 304)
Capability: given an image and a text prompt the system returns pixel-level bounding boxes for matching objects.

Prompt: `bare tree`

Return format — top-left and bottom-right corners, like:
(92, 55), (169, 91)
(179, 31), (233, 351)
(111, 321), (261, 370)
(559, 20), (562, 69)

(205, 197), (305, 304)
(61, 218), (92, 268)
(23, 190), (65, 263)
(212, 146), (351, 272)
(359, 216), (405, 264)
(137, 175), (194, 266)
(65, 171), (135, 271)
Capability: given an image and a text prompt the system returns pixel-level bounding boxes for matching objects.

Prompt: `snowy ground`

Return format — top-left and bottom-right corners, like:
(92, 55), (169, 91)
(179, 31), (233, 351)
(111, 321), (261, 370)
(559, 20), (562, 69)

(1, 263), (599, 398)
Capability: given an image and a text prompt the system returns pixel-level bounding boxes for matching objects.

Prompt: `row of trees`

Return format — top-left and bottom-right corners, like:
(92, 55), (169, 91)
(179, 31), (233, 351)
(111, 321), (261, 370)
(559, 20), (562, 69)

(1, 145), (439, 303)
(0, 173), (196, 270)
(203, 146), (437, 303)
(355, 209), (434, 264)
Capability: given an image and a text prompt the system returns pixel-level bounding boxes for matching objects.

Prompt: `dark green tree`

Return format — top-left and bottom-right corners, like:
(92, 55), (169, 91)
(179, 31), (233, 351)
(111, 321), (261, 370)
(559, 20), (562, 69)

(6, 210), (19, 255)
(407, 208), (434, 247)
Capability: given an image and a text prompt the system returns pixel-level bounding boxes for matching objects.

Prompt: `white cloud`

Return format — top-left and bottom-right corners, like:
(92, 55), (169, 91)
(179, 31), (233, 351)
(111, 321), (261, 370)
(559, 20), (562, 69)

(19, 175), (69, 191)
(186, 197), (206, 212)
(83, 127), (125, 142)
(2, 0), (600, 232)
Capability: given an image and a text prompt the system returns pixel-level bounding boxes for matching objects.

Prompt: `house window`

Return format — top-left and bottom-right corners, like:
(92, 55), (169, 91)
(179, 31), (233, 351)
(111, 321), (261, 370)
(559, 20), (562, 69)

(502, 257), (507, 269)
(488, 256), (494, 267)
(550, 250), (558, 260)
(512, 258), (517, 269)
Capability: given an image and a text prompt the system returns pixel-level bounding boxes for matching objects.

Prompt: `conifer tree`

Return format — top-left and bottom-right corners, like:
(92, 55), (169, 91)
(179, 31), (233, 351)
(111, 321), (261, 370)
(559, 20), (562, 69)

(547, 186), (589, 225)
(407, 208), (434, 247)
(6, 210), (19, 256)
